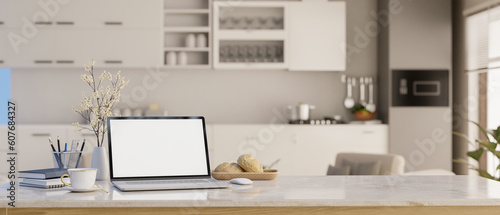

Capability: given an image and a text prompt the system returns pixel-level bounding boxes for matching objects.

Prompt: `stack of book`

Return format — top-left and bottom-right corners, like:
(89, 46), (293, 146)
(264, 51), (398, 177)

(19, 168), (68, 188)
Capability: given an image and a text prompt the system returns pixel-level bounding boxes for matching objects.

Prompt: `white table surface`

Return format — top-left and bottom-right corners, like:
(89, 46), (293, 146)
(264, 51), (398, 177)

(2, 175), (500, 208)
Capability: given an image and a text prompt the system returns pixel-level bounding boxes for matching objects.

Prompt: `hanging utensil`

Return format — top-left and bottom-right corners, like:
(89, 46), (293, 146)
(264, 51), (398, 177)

(344, 77), (355, 109)
(365, 77), (376, 113)
(359, 77), (367, 106)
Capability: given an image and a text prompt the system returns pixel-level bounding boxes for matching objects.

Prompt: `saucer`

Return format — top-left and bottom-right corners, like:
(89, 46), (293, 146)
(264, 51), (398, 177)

(64, 186), (100, 193)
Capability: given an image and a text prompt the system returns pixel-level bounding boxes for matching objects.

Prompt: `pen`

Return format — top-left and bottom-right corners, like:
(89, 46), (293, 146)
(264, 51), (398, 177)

(75, 139), (85, 168)
(49, 138), (63, 168)
(64, 143), (67, 152)
(57, 136), (61, 152)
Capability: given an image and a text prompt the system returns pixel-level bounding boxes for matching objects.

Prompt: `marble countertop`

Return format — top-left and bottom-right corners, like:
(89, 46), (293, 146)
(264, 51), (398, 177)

(2, 175), (500, 208)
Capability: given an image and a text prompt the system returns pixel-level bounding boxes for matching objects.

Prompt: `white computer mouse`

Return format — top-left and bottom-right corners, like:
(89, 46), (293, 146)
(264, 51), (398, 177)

(229, 178), (253, 185)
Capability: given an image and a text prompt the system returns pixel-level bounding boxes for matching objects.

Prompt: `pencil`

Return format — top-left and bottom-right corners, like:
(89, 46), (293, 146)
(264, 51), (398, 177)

(75, 139), (86, 168)
(57, 136), (61, 152)
(49, 138), (63, 168)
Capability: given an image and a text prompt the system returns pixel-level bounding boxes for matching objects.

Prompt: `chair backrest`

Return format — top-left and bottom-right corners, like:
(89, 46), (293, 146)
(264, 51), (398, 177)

(335, 153), (405, 175)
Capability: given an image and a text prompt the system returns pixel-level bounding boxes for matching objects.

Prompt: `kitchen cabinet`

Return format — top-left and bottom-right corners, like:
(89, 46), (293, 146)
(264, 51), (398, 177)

(84, 29), (162, 67)
(1, 0), (163, 68)
(79, 0), (161, 29)
(289, 1), (346, 71)
(211, 124), (388, 176)
(16, 125), (70, 171)
(213, 1), (288, 69)
(13, 124), (387, 175)
(0, 30), (12, 65)
(213, 1), (345, 71)
(5, 29), (161, 67)
(2, 0), (161, 29)
(0, 0), (8, 28)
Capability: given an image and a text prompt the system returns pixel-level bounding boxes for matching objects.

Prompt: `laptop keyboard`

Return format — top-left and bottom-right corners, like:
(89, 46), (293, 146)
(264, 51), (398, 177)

(126, 179), (209, 185)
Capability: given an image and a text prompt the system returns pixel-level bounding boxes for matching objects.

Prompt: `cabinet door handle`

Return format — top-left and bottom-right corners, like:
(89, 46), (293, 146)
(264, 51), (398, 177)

(56, 21), (74, 25)
(104, 21), (122, 26)
(32, 133), (51, 137)
(35, 60), (52, 64)
(0, 60), (4, 64)
(0, 21), (4, 25)
(34, 21), (52, 25)
(82, 133), (95, 136)
(104, 60), (122, 64)
(362, 130), (375, 134)
(56, 60), (74, 64)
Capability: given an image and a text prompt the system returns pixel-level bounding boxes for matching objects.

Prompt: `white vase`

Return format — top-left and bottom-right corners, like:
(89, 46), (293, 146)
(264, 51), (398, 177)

(166, 51), (177, 66)
(90, 146), (110, 181)
(196, 33), (207, 47)
(185, 34), (196, 48)
(177, 51), (187, 65)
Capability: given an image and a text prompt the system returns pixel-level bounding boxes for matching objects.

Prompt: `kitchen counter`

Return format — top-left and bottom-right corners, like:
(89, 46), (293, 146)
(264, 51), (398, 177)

(2, 175), (500, 214)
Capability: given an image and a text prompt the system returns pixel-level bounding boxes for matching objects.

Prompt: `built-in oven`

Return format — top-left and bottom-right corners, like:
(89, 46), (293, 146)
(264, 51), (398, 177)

(392, 69), (449, 107)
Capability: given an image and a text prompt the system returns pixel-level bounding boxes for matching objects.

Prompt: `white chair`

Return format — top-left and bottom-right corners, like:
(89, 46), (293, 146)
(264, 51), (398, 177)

(327, 153), (406, 175)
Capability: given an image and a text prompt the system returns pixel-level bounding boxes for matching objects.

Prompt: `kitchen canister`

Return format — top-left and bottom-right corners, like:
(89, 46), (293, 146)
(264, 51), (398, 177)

(166, 51), (176, 65)
(121, 107), (132, 116)
(177, 51), (187, 65)
(185, 34), (196, 48)
(299, 103), (310, 121)
(196, 34), (207, 47)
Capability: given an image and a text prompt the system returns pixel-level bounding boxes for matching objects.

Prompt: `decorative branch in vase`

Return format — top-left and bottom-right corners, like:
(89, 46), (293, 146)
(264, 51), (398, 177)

(71, 60), (129, 179)
(72, 60), (129, 147)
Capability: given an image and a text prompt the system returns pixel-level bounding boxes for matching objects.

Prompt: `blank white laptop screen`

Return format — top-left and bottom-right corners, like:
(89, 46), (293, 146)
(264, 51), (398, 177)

(109, 118), (209, 178)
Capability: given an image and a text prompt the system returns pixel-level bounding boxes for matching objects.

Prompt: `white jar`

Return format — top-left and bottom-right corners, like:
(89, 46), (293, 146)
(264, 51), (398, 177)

(177, 51), (187, 65)
(121, 107), (132, 116)
(166, 51), (176, 65)
(132, 108), (143, 117)
(299, 103), (310, 121)
(196, 34), (207, 47)
(185, 34), (196, 47)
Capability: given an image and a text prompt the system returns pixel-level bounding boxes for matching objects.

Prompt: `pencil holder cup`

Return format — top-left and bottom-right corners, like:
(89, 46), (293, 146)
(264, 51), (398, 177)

(52, 151), (82, 169)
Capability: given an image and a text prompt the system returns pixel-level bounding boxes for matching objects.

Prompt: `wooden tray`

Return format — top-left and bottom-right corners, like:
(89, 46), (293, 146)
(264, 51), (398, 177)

(212, 169), (279, 180)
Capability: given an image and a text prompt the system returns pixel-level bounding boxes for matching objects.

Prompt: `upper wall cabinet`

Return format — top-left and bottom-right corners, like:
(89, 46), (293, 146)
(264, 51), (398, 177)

(289, 2), (346, 72)
(2, 0), (161, 29)
(213, 1), (288, 69)
(212, 1), (346, 71)
(0, 0), (162, 68)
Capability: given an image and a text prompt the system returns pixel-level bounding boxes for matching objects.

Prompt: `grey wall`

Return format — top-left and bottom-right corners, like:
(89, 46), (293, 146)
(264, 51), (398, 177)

(12, 0), (379, 125)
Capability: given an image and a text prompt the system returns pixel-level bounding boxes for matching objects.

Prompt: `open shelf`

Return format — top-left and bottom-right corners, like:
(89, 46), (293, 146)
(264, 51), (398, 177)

(217, 30), (286, 40)
(164, 47), (210, 51)
(164, 27), (210, 32)
(164, 0), (209, 9)
(164, 14), (209, 27)
(163, 0), (211, 69)
(163, 65), (211, 69)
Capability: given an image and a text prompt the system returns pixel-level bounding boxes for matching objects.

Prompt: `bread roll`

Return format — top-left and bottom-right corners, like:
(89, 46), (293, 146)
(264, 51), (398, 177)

(214, 162), (243, 172)
(237, 154), (263, 172)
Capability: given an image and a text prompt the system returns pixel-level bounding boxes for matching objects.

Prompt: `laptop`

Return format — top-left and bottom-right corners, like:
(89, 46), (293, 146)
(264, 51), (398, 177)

(107, 116), (229, 191)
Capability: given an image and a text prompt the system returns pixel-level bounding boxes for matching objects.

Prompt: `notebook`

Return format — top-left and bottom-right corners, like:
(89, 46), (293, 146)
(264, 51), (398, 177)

(20, 178), (66, 189)
(19, 168), (68, 179)
(107, 116), (229, 191)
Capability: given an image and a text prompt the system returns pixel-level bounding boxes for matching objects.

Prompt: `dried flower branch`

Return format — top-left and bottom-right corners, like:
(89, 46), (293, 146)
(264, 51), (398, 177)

(72, 60), (129, 147)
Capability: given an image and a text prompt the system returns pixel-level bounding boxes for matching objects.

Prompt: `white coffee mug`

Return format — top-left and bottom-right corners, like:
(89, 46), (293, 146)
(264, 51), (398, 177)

(61, 168), (97, 189)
